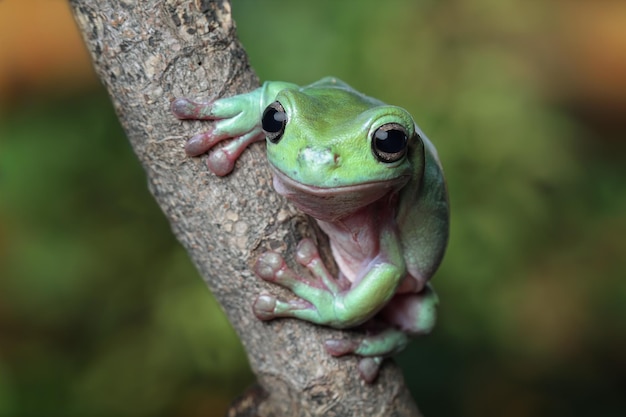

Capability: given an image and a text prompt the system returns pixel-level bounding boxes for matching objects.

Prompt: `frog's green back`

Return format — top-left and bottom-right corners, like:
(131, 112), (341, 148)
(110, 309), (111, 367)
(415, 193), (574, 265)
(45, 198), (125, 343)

(398, 135), (449, 286)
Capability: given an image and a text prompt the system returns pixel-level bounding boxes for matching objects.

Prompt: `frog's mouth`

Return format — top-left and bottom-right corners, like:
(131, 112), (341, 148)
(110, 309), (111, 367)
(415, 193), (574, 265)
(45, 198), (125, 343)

(270, 165), (410, 222)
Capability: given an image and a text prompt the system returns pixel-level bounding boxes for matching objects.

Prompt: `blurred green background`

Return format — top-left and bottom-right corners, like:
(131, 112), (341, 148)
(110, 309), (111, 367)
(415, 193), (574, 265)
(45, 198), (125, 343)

(1, 0), (625, 416)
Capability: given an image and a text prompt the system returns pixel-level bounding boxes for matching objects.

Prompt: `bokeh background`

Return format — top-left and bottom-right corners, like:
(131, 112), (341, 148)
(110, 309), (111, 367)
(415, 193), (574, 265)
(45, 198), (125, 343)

(1, 0), (625, 416)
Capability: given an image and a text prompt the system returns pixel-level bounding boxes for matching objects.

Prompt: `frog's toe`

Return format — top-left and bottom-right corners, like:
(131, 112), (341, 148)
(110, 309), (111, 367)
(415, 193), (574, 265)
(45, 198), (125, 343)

(171, 97), (217, 120)
(252, 294), (278, 320)
(206, 147), (235, 176)
(171, 98), (199, 119)
(185, 130), (217, 156)
(252, 294), (319, 323)
(358, 356), (383, 383)
(254, 252), (285, 281)
(326, 339), (385, 382)
(295, 238), (319, 265)
(324, 339), (359, 356)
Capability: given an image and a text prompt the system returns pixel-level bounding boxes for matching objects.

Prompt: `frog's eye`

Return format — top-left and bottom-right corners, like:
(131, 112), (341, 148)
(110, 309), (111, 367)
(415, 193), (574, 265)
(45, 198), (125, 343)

(262, 101), (287, 143)
(371, 123), (409, 163)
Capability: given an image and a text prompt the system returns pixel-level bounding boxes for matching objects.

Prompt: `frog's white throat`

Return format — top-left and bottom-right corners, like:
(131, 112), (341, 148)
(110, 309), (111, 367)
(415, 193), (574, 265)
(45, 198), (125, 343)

(270, 165), (410, 223)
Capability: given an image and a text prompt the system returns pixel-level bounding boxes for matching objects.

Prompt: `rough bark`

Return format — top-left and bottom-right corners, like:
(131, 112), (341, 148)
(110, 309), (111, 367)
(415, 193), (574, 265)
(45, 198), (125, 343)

(69, 1), (421, 416)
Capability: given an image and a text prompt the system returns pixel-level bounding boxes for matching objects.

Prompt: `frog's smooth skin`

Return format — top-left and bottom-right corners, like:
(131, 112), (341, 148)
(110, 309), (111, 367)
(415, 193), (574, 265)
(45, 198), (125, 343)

(172, 78), (449, 382)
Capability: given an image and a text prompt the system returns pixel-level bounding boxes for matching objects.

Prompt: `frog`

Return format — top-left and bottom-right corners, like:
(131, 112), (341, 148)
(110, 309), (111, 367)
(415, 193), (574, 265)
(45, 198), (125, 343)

(171, 77), (449, 382)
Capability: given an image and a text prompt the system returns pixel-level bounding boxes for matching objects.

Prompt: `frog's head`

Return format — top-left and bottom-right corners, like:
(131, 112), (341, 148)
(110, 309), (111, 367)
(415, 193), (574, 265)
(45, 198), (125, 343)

(262, 83), (424, 222)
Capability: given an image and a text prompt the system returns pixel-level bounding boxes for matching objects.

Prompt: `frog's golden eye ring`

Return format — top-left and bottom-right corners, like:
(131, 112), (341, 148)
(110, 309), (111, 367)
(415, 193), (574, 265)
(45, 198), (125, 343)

(262, 101), (287, 143)
(371, 123), (409, 163)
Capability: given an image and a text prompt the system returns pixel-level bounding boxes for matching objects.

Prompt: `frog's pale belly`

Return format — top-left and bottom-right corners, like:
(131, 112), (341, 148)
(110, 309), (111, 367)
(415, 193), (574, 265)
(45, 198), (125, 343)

(314, 201), (382, 281)
(329, 240), (370, 284)
(316, 196), (424, 296)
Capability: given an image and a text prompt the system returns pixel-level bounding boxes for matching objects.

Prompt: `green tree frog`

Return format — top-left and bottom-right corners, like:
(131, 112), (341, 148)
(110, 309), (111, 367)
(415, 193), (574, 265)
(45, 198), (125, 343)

(171, 77), (449, 382)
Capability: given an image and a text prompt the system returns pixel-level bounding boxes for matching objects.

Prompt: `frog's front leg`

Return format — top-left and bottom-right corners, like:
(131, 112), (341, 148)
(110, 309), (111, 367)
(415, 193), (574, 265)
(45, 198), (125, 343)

(171, 92), (265, 176)
(253, 239), (351, 326)
(171, 81), (298, 176)
(253, 238), (404, 328)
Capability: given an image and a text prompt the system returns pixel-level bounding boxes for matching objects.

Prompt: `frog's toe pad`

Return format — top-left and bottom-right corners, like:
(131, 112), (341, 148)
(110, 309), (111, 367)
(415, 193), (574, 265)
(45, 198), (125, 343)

(185, 130), (216, 156)
(171, 98), (198, 119)
(324, 339), (359, 357)
(206, 148), (235, 176)
(295, 238), (319, 265)
(254, 252), (285, 281)
(252, 294), (278, 320)
(358, 357), (383, 383)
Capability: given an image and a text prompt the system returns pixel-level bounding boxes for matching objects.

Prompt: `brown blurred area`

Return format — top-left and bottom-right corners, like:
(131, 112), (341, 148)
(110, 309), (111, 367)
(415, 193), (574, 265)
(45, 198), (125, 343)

(550, 0), (626, 140)
(0, 0), (98, 108)
(553, 1), (626, 108)
(1, 0), (624, 179)
(3, 1), (626, 123)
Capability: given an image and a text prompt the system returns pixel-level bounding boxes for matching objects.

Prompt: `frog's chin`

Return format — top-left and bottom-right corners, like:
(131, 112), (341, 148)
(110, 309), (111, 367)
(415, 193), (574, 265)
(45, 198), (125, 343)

(270, 166), (410, 222)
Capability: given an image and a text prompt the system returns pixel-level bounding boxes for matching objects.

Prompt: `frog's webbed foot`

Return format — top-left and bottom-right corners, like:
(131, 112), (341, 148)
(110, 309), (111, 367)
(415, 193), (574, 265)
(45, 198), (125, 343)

(324, 328), (409, 382)
(324, 339), (382, 382)
(171, 96), (265, 176)
(252, 239), (346, 324)
(324, 328), (409, 358)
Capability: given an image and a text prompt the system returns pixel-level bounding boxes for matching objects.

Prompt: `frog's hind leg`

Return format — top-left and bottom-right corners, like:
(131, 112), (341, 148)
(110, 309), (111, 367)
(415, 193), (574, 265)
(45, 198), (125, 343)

(326, 285), (438, 356)
(324, 285), (438, 382)
(379, 284), (438, 338)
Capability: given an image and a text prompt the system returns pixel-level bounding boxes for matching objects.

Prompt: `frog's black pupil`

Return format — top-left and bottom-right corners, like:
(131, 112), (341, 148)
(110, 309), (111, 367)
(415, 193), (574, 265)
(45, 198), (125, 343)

(375, 128), (406, 154)
(262, 106), (286, 133)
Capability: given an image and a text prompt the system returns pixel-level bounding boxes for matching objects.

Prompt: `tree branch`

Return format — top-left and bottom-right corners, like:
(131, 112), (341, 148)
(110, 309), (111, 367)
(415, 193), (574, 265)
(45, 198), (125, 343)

(69, 1), (421, 415)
